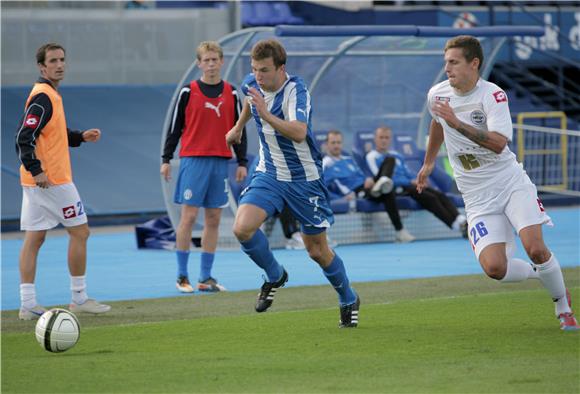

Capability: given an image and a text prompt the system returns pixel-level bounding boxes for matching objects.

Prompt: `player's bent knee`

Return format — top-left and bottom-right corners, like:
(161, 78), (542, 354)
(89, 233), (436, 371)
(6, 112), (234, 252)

(306, 244), (324, 263)
(232, 223), (255, 242)
(484, 265), (506, 280)
(480, 258), (507, 280)
(526, 246), (550, 264)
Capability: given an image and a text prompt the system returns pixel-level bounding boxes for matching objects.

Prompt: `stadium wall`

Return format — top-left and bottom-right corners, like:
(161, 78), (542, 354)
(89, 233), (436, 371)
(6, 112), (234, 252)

(1, 8), (232, 85)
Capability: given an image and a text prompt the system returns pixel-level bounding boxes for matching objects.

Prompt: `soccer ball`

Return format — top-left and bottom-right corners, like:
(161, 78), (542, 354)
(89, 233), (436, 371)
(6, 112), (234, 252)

(35, 308), (80, 353)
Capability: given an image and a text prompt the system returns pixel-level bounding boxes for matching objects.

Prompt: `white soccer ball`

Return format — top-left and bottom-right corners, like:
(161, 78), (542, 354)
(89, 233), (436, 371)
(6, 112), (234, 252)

(35, 308), (80, 353)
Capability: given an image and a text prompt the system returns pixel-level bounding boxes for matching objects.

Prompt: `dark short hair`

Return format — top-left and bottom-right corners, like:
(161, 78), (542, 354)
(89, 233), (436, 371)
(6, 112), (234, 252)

(326, 129), (343, 142)
(36, 43), (65, 65)
(444, 35), (483, 71)
(251, 39), (287, 68)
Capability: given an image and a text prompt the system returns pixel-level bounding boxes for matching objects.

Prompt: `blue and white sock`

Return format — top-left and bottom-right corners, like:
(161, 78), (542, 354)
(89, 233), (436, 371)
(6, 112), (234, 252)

(199, 252), (215, 282)
(176, 250), (190, 279)
(322, 254), (357, 306)
(240, 230), (283, 282)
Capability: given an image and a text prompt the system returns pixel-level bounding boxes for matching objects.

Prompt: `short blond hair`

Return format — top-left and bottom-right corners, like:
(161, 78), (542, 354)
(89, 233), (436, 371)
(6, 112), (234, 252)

(196, 41), (223, 61)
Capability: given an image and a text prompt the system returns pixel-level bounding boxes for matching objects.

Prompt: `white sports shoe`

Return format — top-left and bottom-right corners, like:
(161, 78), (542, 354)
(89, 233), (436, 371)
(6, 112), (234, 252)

(370, 176), (394, 197)
(176, 276), (195, 293)
(19, 305), (47, 320)
(285, 232), (306, 250)
(395, 229), (416, 243)
(69, 299), (111, 314)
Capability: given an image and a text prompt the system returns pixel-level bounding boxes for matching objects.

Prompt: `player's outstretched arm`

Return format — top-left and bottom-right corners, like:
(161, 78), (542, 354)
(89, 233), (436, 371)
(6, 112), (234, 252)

(432, 101), (507, 154)
(417, 119), (444, 193)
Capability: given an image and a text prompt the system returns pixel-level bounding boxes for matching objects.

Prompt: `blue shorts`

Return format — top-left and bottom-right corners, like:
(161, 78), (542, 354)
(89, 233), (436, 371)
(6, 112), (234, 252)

(239, 172), (334, 235)
(174, 157), (229, 208)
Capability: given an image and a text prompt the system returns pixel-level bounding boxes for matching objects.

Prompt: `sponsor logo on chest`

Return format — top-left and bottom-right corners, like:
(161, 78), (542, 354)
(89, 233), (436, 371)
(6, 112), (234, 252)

(435, 96), (451, 102)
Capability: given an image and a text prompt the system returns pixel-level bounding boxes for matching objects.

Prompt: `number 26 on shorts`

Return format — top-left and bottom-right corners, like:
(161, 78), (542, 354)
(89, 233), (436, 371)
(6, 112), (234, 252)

(470, 221), (488, 245)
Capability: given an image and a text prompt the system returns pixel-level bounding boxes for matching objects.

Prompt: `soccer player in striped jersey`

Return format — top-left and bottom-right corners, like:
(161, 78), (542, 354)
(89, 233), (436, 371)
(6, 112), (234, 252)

(226, 39), (359, 328)
(418, 35), (578, 331)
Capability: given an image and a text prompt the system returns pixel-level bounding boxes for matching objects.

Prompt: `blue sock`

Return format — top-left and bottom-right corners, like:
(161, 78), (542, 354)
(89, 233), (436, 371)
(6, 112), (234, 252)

(322, 254), (357, 306)
(199, 252), (215, 282)
(176, 250), (189, 279)
(240, 230), (283, 282)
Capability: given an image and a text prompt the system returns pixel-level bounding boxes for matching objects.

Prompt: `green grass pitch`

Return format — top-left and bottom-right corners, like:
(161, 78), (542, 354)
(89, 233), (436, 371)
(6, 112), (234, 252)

(2, 268), (579, 393)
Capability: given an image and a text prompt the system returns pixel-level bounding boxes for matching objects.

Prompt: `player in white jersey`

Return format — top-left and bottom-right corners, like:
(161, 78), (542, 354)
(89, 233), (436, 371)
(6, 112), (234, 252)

(417, 35), (578, 331)
(226, 39), (359, 328)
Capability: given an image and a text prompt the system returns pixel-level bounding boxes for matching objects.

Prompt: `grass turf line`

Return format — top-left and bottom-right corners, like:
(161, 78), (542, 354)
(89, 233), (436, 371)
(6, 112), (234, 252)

(2, 269), (579, 393)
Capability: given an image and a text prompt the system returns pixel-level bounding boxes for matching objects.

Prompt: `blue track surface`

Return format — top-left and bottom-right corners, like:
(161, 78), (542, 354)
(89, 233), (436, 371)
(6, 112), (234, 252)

(2, 207), (578, 311)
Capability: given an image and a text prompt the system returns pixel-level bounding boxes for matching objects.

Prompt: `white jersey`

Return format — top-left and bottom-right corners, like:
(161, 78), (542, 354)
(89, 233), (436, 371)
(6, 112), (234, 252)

(428, 78), (525, 209)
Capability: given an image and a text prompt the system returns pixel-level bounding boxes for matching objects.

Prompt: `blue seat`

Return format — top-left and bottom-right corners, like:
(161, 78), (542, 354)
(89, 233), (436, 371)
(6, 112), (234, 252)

(252, 1), (284, 26)
(271, 2), (304, 25)
(312, 130), (328, 153)
(352, 130), (376, 177)
(329, 198), (350, 214)
(241, 1), (259, 27)
(356, 195), (422, 213)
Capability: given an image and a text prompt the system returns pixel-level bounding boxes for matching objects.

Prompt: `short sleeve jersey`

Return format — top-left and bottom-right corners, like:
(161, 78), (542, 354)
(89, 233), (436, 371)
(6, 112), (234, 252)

(427, 78), (520, 195)
(241, 73), (322, 182)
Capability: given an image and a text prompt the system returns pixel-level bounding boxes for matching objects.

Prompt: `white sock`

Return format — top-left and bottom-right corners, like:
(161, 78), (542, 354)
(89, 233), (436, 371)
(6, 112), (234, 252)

(70, 275), (89, 305)
(500, 258), (539, 282)
(451, 214), (466, 230)
(20, 283), (37, 309)
(534, 254), (571, 316)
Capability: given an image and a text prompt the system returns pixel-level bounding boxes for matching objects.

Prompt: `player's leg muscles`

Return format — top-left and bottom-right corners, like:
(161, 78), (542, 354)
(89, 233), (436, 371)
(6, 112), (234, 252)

(176, 204), (199, 251)
(202, 207), (222, 253)
(302, 231), (334, 267)
(478, 243), (508, 280)
(66, 223), (90, 276)
(304, 232), (357, 306)
(19, 230), (47, 283)
(233, 204), (267, 241)
(519, 224), (550, 264)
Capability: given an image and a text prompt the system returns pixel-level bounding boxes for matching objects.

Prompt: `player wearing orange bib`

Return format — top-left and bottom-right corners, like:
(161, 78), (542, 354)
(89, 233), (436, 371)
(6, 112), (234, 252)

(15, 43), (111, 320)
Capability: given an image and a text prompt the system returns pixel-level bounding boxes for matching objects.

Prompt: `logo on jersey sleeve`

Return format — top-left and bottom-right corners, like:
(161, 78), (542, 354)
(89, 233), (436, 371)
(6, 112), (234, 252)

(492, 91), (507, 103)
(24, 114), (40, 129)
(62, 205), (77, 219)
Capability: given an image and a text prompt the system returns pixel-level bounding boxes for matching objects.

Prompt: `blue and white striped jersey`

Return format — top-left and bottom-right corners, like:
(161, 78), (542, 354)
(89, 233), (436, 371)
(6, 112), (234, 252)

(241, 73), (323, 182)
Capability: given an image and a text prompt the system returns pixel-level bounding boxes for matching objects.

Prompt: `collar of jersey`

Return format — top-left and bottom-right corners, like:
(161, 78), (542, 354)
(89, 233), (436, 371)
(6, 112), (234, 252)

(261, 73), (291, 96)
(453, 78), (481, 97)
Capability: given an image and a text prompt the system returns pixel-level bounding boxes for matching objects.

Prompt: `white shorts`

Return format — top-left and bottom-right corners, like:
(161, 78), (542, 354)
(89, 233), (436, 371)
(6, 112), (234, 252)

(20, 183), (88, 231)
(467, 183), (552, 259)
